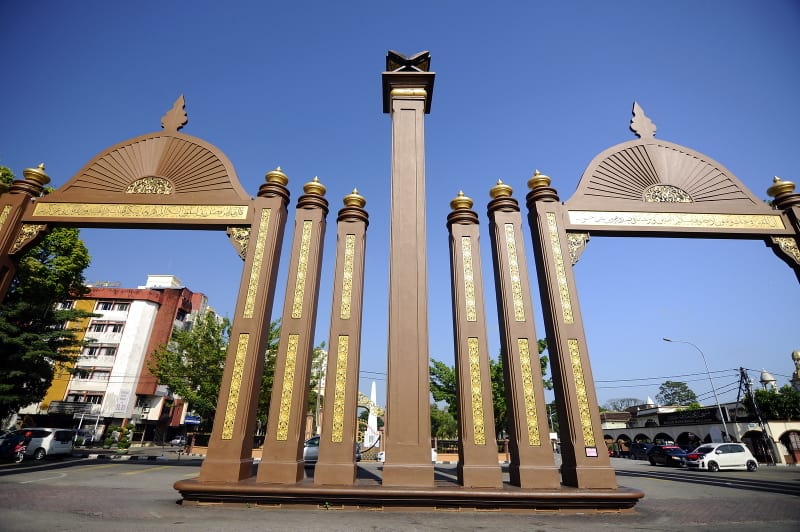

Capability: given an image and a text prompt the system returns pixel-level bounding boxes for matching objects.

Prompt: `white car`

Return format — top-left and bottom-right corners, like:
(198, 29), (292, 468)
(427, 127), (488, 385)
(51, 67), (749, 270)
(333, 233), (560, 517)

(685, 442), (758, 472)
(376, 449), (437, 463)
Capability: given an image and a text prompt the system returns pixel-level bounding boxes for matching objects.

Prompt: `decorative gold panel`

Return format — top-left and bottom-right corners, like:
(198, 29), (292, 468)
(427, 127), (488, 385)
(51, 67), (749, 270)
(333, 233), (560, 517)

(567, 339), (595, 447)
(126, 177), (174, 194)
(643, 184), (692, 203)
(221, 333), (249, 440)
(0, 205), (11, 229)
(227, 226), (250, 260)
(291, 221), (313, 319)
(772, 236), (800, 265)
(568, 210), (785, 230)
(276, 334), (300, 441)
(32, 202), (248, 220)
(567, 232), (590, 266)
(517, 339), (541, 446)
(331, 335), (349, 443)
(10, 224), (46, 254)
(461, 236), (477, 322)
(467, 337), (486, 445)
(503, 223), (525, 322)
(545, 212), (574, 324)
(242, 210), (270, 319)
(340, 234), (355, 320)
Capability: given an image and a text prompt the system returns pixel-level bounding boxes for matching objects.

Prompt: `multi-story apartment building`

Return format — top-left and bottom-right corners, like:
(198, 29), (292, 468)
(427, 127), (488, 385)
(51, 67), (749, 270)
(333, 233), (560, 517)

(18, 274), (209, 443)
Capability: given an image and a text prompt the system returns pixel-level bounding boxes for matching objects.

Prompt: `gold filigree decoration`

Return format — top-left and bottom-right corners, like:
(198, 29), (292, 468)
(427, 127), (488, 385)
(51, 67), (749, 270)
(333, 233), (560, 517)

(461, 236), (477, 322)
(503, 224), (525, 322)
(291, 221), (313, 319)
(340, 234), (355, 320)
(227, 226), (250, 261)
(467, 337), (486, 445)
(568, 339), (595, 447)
(331, 335), (349, 443)
(546, 212), (574, 324)
(567, 232), (590, 266)
(568, 210), (785, 230)
(0, 205), (12, 229)
(125, 177), (174, 194)
(10, 224), (46, 254)
(643, 184), (692, 203)
(33, 202), (248, 220)
(772, 236), (800, 265)
(276, 334), (299, 441)
(221, 334), (249, 440)
(518, 339), (541, 446)
(243, 210), (270, 319)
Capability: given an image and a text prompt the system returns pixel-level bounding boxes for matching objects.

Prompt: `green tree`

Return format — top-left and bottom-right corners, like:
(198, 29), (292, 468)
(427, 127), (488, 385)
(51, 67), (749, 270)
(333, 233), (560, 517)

(430, 403), (457, 439)
(0, 167), (93, 422)
(148, 311), (232, 430)
(655, 380), (698, 406)
(603, 398), (643, 411)
(748, 385), (800, 421)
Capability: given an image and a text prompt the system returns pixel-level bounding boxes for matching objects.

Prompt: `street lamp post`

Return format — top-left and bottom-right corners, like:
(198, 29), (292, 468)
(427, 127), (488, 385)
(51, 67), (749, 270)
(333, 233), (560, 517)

(663, 338), (730, 442)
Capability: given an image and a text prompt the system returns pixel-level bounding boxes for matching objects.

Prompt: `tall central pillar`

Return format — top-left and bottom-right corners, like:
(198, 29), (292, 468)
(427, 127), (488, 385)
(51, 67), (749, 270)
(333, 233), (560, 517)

(381, 51), (435, 487)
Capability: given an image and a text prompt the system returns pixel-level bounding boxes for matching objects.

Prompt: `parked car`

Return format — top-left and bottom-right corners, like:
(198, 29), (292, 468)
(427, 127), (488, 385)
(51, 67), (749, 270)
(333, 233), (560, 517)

(629, 442), (654, 460)
(376, 448), (437, 463)
(303, 436), (362, 464)
(685, 442), (758, 472)
(12, 428), (75, 460)
(169, 435), (187, 447)
(647, 444), (688, 467)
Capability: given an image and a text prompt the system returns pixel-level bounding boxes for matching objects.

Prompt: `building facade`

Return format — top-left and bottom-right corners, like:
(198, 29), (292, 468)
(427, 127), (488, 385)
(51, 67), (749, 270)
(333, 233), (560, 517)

(18, 274), (208, 443)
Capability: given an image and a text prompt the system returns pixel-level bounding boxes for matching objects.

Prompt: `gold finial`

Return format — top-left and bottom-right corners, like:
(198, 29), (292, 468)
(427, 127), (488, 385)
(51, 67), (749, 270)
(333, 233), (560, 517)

(489, 179), (513, 199)
(767, 176), (795, 198)
(23, 163), (51, 186)
(449, 190), (474, 211)
(303, 176), (326, 196)
(343, 188), (366, 208)
(264, 166), (288, 185)
(527, 169), (551, 190)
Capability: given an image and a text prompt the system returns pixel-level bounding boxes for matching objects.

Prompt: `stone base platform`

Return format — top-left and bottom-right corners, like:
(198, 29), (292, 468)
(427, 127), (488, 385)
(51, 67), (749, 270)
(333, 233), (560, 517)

(174, 477), (644, 513)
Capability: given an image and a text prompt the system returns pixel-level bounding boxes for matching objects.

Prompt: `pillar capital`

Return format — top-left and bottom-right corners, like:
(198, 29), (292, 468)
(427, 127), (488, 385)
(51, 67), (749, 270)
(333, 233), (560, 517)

(382, 50), (435, 114)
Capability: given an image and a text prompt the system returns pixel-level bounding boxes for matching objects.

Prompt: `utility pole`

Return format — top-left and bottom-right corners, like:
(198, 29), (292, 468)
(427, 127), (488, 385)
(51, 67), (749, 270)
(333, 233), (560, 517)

(740, 367), (777, 465)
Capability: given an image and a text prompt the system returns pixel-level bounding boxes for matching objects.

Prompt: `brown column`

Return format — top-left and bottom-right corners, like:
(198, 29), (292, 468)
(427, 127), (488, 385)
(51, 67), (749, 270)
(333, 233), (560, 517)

(525, 172), (616, 489)
(0, 164), (52, 301)
(257, 177), (329, 484)
(381, 52), (436, 487)
(487, 181), (561, 489)
(314, 190), (369, 485)
(446, 192), (503, 488)
(198, 168), (290, 482)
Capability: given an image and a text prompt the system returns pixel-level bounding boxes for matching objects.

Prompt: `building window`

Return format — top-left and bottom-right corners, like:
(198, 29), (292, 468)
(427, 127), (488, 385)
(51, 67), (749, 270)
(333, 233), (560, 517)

(114, 302), (130, 311)
(82, 346), (99, 357)
(97, 301), (114, 311)
(56, 300), (75, 310)
(99, 346), (117, 357)
(88, 323), (105, 332)
(109, 323), (123, 333)
(90, 370), (110, 381)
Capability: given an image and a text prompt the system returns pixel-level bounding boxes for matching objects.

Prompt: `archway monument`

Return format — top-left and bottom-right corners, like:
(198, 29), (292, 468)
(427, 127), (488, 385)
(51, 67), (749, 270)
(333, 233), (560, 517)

(2, 51), (798, 511)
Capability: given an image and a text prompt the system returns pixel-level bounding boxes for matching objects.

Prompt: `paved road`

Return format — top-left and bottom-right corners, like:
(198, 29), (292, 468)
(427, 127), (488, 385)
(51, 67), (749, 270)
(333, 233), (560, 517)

(0, 456), (798, 531)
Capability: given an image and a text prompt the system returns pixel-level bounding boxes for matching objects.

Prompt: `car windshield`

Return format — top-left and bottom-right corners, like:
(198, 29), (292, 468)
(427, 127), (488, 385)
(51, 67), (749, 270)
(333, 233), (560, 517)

(695, 446), (715, 453)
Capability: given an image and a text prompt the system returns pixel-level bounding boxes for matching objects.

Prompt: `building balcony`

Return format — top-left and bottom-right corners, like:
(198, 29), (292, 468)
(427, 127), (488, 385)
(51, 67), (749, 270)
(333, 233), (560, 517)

(48, 401), (101, 415)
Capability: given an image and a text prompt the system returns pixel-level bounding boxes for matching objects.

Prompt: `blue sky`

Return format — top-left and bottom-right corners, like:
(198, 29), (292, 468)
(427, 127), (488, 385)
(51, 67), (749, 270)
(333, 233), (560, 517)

(2, 1), (798, 410)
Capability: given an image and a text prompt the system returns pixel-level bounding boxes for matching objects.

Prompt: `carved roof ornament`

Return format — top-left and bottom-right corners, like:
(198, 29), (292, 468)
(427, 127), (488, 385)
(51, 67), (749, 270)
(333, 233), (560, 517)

(161, 94), (188, 133)
(386, 50), (431, 72)
(630, 101), (656, 139)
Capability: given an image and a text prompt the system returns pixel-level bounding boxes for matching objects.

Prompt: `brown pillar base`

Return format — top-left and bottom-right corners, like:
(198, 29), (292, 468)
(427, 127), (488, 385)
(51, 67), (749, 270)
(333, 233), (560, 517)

(313, 462), (357, 486)
(457, 463), (503, 488)
(509, 464), (562, 489)
(255, 460), (305, 484)
(198, 457), (255, 483)
(381, 463), (434, 487)
(561, 465), (617, 489)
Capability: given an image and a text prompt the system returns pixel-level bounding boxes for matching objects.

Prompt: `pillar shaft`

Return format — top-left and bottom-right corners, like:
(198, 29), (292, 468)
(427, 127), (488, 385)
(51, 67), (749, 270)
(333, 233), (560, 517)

(487, 193), (560, 488)
(257, 185), (328, 484)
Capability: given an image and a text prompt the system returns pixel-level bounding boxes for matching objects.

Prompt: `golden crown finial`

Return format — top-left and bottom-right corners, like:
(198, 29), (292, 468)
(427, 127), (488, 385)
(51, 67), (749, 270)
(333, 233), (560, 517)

(767, 176), (796, 198)
(527, 169), (551, 190)
(22, 163), (51, 186)
(343, 188), (366, 208)
(264, 166), (288, 185)
(449, 190), (474, 211)
(489, 179), (513, 199)
(303, 176), (326, 196)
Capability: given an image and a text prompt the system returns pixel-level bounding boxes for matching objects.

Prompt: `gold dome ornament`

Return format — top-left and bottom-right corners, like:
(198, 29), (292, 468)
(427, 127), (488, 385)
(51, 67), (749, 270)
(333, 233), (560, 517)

(489, 179), (513, 199)
(264, 166), (289, 186)
(767, 176), (795, 198)
(343, 188), (366, 208)
(449, 190), (474, 211)
(303, 176), (326, 196)
(527, 170), (551, 190)
(23, 163), (51, 186)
